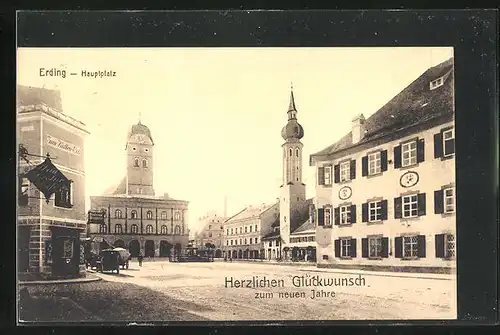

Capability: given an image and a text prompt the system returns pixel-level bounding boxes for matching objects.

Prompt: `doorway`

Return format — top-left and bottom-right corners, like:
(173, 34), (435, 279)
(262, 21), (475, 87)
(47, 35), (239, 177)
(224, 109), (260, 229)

(18, 226), (31, 272)
(51, 227), (80, 278)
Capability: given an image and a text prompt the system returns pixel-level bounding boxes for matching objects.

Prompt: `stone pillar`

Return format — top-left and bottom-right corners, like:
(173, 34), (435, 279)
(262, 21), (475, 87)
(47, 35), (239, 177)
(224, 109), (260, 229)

(154, 240), (160, 257)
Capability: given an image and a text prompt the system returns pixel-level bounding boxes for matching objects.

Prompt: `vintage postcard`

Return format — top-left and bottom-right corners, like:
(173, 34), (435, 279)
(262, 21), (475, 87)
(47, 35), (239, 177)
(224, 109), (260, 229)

(17, 46), (457, 322)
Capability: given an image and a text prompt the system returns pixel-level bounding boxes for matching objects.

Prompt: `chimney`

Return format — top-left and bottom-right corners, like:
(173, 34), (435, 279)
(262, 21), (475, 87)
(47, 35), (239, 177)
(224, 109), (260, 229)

(351, 114), (366, 145)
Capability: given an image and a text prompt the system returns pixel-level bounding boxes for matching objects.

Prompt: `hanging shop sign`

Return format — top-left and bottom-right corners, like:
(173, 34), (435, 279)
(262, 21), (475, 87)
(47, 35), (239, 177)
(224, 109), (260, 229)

(24, 157), (70, 203)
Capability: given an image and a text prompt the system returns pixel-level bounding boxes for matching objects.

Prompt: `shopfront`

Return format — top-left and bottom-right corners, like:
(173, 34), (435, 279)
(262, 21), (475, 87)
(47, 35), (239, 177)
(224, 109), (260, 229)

(47, 226), (82, 278)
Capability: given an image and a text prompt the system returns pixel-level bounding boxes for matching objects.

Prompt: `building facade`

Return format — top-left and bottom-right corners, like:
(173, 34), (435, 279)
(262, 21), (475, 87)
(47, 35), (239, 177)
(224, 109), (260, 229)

(193, 212), (226, 257)
(223, 203), (279, 259)
(88, 121), (189, 258)
(310, 58), (455, 273)
(17, 85), (89, 278)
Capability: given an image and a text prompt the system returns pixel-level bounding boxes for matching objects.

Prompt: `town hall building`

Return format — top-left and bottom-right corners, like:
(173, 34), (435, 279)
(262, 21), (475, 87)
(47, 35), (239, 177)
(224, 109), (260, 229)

(88, 121), (189, 258)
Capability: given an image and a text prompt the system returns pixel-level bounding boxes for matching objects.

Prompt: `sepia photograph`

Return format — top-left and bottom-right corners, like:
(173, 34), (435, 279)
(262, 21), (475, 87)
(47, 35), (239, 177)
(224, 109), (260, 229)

(17, 46), (457, 322)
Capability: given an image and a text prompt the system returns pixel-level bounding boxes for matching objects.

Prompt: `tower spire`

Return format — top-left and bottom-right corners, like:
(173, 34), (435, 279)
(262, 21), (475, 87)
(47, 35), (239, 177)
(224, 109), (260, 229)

(288, 82), (296, 113)
(138, 110), (142, 124)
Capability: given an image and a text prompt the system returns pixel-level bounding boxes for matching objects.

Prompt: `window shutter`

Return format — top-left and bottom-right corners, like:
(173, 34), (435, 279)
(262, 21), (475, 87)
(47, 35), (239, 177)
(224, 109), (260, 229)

(381, 237), (389, 258)
(434, 132), (443, 158)
(381, 200), (388, 220)
(361, 156), (368, 176)
(361, 203), (368, 222)
(380, 150), (388, 172)
(361, 238), (368, 258)
(417, 138), (425, 163)
(417, 193), (426, 216)
(350, 160), (356, 180)
(445, 137), (455, 156)
(394, 145), (402, 168)
(394, 197), (402, 219)
(350, 205), (356, 224)
(334, 239), (340, 258)
(434, 190), (444, 214)
(435, 234), (445, 258)
(334, 164), (340, 183)
(317, 208), (325, 226)
(350, 239), (357, 258)
(318, 167), (325, 185)
(394, 237), (402, 258)
(417, 235), (426, 258)
(334, 207), (340, 225)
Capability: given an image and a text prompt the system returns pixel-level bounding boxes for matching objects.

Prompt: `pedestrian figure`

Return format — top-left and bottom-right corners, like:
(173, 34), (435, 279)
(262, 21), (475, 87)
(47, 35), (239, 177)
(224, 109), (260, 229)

(138, 252), (144, 267)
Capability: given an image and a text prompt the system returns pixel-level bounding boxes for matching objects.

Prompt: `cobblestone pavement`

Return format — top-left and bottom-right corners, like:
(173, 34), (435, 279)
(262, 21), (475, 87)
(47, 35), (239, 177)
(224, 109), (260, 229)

(88, 260), (457, 321)
(18, 279), (208, 322)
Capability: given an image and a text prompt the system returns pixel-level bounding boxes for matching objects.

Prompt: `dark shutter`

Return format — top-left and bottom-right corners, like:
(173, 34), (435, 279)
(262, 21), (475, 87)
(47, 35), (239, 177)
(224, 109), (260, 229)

(361, 203), (368, 222)
(417, 193), (426, 216)
(334, 239), (340, 258)
(417, 235), (426, 258)
(317, 208), (325, 226)
(394, 197), (402, 219)
(380, 150), (388, 172)
(434, 190), (444, 214)
(318, 167), (325, 185)
(334, 207), (340, 225)
(381, 237), (389, 258)
(350, 205), (356, 224)
(394, 145), (402, 168)
(361, 156), (368, 176)
(394, 237), (402, 258)
(334, 165), (340, 183)
(361, 238), (368, 258)
(434, 132), (443, 158)
(435, 234), (445, 258)
(417, 138), (425, 163)
(350, 160), (356, 180)
(445, 138), (455, 156)
(381, 200), (388, 220)
(350, 239), (357, 258)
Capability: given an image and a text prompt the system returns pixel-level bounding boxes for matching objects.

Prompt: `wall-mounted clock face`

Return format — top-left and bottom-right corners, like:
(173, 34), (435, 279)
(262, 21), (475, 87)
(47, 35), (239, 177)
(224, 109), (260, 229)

(338, 186), (352, 200)
(400, 171), (419, 188)
(135, 134), (147, 144)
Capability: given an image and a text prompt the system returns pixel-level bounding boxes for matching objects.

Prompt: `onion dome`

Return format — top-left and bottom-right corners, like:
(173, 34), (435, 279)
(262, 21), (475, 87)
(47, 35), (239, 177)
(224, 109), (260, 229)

(128, 120), (154, 144)
(281, 88), (304, 140)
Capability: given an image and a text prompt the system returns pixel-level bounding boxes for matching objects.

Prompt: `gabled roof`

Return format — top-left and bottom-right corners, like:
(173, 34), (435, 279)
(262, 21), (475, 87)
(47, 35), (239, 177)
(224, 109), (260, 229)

(311, 58), (454, 160)
(261, 230), (280, 240)
(289, 198), (314, 233)
(225, 202), (279, 223)
(291, 219), (315, 235)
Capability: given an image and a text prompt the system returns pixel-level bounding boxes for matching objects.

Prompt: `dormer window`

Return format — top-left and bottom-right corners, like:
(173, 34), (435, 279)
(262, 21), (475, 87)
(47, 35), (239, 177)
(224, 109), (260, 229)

(430, 76), (444, 90)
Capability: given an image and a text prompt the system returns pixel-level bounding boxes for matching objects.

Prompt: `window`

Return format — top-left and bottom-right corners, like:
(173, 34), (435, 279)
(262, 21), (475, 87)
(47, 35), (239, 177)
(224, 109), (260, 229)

(402, 195), (418, 218)
(99, 224), (107, 233)
(255, 224), (258, 231)
(230, 228), (233, 235)
(269, 242), (272, 247)
(174, 225), (181, 235)
(19, 177), (29, 206)
(226, 240), (229, 246)
(244, 226), (247, 233)
(131, 210), (138, 219)
(175, 212), (181, 220)
(255, 237), (258, 244)
(115, 209), (122, 218)
(289, 149), (292, 156)
(324, 166), (332, 185)
(130, 224), (138, 234)
(144, 148), (149, 152)
(142, 159), (148, 168)
(231, 240), (234, 246)
(209, 225), (212, 230)
(444, 188), (455, 213)
(249, 226), (252, 232)
(402, 141), (417, 167)
(239, 227), (242, 234)
(340, 161), (350, 182)
(340, 239), (351, 258)
(324, 207), (332, 226)
(54, 181), (73, 208)
(443, 128), (455, 157)
(446, 234), (456, 258)
(161, 211), (167, 220)
(137, 188), (142, 194)
(244, 238), (247, 244)
(430, 77), (444, 90)
(296, 149), (299, 157)
(209, 232), (212, 237)
(368, 152), (381, 175)
(132, 147), (136, 151)
(161, 225), (167, 234)
(146, 211), (153, 219)
(134, 158), (139, 167)
(115, 224), (123, 234)
(368, 237), (382, 258)
(368, 201), (381, 222)
(403, 236), (418, 258)
(146, 225), (154, 234)
(339, 205), (351, 225)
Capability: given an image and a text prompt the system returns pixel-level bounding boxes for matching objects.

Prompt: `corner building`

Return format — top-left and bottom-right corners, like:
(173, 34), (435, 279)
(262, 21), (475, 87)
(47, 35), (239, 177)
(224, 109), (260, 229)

(310, 58), (456, 273)
(17, 85), (89, 278)
(88, 121), (189, 258)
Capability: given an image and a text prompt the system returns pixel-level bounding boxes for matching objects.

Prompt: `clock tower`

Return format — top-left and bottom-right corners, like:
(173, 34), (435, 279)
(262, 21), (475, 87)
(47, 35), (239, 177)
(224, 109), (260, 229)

(126, 121), (155, 196)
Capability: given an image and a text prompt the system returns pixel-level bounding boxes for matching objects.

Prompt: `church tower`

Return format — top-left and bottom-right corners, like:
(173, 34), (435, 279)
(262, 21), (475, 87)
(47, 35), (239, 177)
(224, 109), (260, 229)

(279, 85), (306, 245)
(125, 120), (155, 196)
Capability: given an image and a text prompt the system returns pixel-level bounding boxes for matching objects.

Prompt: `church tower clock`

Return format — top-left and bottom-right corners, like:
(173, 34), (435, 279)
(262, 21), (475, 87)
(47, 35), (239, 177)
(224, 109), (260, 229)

(125, 121), (155, 196)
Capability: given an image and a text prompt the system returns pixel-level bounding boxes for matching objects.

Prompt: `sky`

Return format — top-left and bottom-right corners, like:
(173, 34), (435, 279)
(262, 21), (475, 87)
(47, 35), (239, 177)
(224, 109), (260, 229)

(17, 47), (453, 234)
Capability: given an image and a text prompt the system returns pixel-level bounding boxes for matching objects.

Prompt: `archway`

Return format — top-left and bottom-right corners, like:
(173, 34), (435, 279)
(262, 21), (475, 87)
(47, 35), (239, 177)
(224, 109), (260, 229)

(159, 240), (172, 257)
(113, 239), (125, 248)
(232, 250), (237, 259)
(215, 249), (222, 258)
(129, 240), (140, 257)
(238, 250), (242, 259)
(145, 240), (155, 257)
